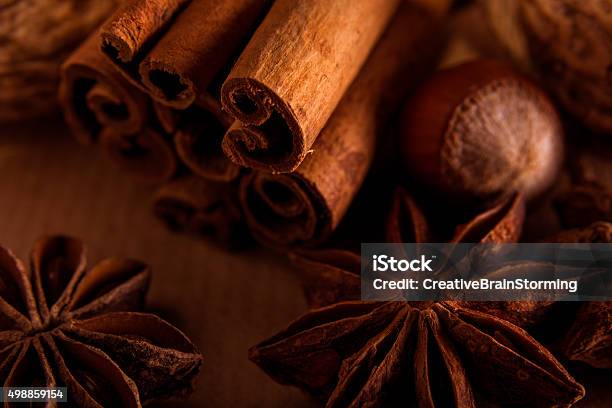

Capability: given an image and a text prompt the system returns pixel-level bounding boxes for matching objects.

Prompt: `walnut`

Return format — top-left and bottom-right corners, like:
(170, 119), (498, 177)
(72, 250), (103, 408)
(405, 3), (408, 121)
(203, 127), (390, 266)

(0, 0), (117, 123)
(483, 0), (612, 135)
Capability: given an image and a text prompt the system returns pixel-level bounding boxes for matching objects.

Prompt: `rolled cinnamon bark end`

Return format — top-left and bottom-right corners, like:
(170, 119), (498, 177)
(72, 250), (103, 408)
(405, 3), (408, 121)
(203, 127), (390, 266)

(221, 82), (303, 172)
(59, 34), (149, 144)
(239, 171), (330, 248)
(99, 0), (189, 65)
(175, 109), (240, 182)
(238, 2), (448, 247)
(99, 128), (177, 183)
(139, 0), (271, 109)
(140, 61), (192, 108)
(154, 175), (249, 248)
(221, 0), (401, 173)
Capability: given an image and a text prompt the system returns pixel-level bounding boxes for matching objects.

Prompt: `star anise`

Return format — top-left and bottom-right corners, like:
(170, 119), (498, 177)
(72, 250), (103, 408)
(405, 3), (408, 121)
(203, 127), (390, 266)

(542, 221), (612, 370)
(0, 236), (202, 407)
(561, 301), (612, 370)
(291, 188), (549, 327)
(249, 300), (585, 407)
(387, 187), (525, 244)
(289, 249), (361, 309)
(266, 188), (587, 406)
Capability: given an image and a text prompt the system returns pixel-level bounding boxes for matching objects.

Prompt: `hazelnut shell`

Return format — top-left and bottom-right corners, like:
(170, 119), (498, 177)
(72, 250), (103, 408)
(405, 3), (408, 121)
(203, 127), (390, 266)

(399, 59), (564, 205)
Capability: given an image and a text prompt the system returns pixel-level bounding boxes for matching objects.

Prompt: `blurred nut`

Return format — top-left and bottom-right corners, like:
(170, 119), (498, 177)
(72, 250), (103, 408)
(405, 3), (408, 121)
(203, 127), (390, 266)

(483, 0), (612, 135)
(0, 0), (117, 123)
(399, 59), (564, 205)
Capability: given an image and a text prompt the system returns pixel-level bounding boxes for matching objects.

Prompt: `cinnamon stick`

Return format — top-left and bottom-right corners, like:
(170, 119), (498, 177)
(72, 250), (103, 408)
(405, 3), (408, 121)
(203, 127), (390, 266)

(59, 33), (149, 144)
(174, 105), (240, 182)
(100, 0), (189, 66)
(221, 0), (402, 173)
(138, 0), (271, 108)
(154, 175), (249, 248)
(238, 1), (447, 247)
(153, 101), (181, 134)
(152, 90), (240, 181)
(100, 127), (177, 183)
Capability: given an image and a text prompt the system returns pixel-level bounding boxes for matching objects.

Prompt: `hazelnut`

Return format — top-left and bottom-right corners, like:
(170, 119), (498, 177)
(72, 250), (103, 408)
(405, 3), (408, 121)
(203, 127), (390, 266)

(399, 59), (564, 204)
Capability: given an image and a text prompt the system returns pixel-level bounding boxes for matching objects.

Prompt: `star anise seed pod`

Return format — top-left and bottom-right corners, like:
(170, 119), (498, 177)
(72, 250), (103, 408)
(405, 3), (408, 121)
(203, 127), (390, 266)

(291, 188), (550, 327)
(289, 249), (361, 309)
(0, 236), (202, 407)
(542, 221), (612, 369)
(249, 301), (585, 407)
(561, 301), (612, 369)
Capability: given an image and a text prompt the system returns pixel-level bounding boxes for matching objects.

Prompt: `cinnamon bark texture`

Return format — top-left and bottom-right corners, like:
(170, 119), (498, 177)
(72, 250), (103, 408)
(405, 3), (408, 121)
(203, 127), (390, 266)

(100, 0), (270, 109)
(154, 175), (249, 248)
(60, 29), (177, 184)
(138, 0), (272, 108)
(100, 127), (177, 183)
(0, 236), (202, 406)
(238, 2), (446, 247)
(100, 0), (189, 66)
(221, 0), (402, 172)
(59, 33), (149, 144)
(153, 100), (181, 134)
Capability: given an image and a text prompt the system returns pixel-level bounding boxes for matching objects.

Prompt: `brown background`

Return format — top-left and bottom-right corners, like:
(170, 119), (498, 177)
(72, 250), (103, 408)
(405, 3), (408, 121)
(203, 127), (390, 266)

(0, 118), (609, 407)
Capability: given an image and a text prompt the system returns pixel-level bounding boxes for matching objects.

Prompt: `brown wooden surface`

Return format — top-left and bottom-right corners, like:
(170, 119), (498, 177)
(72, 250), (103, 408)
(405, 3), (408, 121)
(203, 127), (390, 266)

(0, 117), (314, 407)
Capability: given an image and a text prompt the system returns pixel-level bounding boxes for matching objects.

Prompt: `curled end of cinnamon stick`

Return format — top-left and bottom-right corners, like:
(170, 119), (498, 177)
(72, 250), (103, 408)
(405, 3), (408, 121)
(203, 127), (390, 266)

(175, 110), (240, 183)
(140, 60), (194, 109)
(221, 79), (304, 172)
(85, 82), (148, 136)
(100, 128), (177, 183)
(100, 31), (134, 65)
(239, 171), (330, 248)
(59, 38), (149, 144)
(99, 0), (190, 65)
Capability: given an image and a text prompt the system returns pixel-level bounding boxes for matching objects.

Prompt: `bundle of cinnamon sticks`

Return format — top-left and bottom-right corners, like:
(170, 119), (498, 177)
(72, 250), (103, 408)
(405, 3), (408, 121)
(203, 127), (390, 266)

(59, 0), (448, 249)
